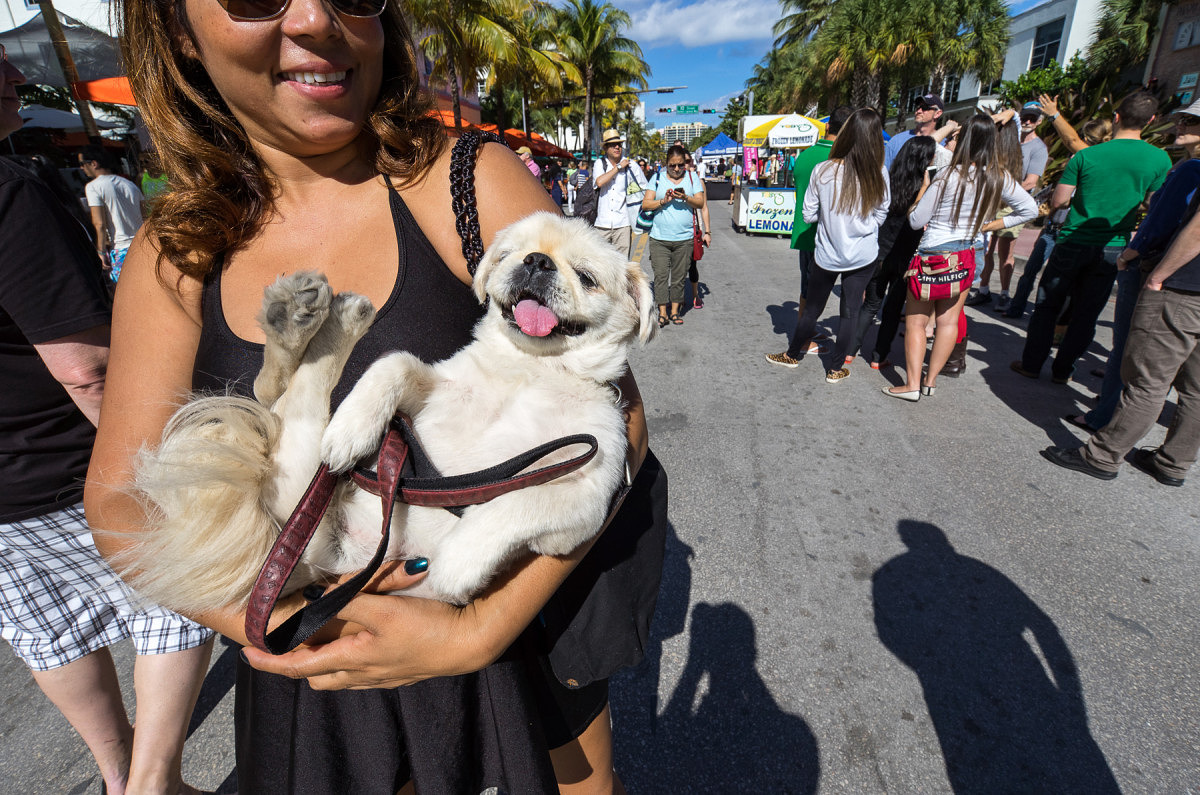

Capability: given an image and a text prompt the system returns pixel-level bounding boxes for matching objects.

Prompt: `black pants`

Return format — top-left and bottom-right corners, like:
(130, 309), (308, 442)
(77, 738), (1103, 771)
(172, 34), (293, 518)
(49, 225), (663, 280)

(1020, 241), (1121, 378)
(843, 257), (907, 359)
(786, 261), (878, 363)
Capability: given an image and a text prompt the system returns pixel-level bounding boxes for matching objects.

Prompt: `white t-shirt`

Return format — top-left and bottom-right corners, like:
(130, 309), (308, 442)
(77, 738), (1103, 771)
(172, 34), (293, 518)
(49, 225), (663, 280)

(801, 160), (891, 271)
(85, 174), (144, 250)
(591, 157), (646, 229)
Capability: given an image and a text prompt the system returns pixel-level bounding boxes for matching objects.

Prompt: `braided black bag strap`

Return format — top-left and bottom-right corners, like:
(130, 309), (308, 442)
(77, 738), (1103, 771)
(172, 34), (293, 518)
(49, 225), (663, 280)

(450, 130), (507, 276)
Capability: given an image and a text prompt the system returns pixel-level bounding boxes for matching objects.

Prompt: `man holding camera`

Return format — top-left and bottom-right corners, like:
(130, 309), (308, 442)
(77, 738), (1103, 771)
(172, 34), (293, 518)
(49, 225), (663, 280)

(592, 128), (647, 258)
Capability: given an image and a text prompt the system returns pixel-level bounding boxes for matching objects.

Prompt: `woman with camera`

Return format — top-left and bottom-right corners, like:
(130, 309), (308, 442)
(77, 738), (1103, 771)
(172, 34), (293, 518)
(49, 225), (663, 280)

(643, 145), (709, 326)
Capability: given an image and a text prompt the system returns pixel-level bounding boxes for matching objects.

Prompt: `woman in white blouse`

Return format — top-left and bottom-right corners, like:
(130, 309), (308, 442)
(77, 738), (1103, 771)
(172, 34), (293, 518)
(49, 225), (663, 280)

(766, 108), (890, 384)
(885, 114), (1037, 400)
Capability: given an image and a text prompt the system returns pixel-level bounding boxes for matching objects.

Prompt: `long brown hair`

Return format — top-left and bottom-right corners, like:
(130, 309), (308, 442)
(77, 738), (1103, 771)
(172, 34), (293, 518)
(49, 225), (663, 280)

(936, 113), (1009, 238)
(827, 107), (886, 219)
(119, 0), (447, 280)
(994, 120), (1023, 183)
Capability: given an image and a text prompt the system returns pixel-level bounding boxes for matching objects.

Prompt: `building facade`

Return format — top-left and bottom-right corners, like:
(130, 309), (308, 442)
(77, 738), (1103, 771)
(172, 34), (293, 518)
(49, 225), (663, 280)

(659, 121), (710, 149)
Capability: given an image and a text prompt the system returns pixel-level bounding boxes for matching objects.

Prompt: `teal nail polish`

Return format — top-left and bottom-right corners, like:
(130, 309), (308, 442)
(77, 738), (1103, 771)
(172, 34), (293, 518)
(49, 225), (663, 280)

(404, 557), (429, 575)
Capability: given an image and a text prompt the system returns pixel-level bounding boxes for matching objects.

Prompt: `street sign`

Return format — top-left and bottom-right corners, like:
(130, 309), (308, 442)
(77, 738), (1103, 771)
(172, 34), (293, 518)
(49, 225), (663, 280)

(677, 104), (699, 114)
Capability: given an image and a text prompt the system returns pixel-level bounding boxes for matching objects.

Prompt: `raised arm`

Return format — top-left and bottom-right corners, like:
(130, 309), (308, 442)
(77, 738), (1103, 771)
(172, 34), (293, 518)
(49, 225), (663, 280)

(1037, 94), (1090, 154)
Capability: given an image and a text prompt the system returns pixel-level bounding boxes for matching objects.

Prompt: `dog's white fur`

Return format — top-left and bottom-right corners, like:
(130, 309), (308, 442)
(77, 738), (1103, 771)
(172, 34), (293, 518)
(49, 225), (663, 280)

(118, 213), (656, 613)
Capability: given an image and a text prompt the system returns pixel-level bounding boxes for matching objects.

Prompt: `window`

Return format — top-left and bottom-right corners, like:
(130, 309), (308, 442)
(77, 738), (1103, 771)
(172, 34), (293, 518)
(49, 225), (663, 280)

(942, 75), (961, 104)
(1174, 20), (1199, 50)
(979, 79), (1003, 96)
(1029, 18), (1064, 70)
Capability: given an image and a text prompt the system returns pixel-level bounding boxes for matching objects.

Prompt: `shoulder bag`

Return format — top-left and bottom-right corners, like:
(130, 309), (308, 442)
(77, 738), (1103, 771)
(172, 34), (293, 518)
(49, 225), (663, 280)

(904, 247), (975, 301)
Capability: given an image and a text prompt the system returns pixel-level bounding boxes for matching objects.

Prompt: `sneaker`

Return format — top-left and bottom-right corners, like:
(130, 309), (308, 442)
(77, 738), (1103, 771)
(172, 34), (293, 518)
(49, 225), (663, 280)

(994, 295), (1012, 312)
(1009, 360), (1039, 379)
(965, 290), (992, 307)
(825, 368), (850, 384)
(693, 296), (704, 309)
(1039, 446), (1118, 481)
(1129, 448), (1185, 487)
(765, 351), (800, 368)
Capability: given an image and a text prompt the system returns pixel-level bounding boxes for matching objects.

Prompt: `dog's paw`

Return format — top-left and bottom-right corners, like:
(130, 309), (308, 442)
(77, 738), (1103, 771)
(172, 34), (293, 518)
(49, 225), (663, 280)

(322, 412), (385, 473)
(330, 292), (375, 339)
(261, 272), (332, 347)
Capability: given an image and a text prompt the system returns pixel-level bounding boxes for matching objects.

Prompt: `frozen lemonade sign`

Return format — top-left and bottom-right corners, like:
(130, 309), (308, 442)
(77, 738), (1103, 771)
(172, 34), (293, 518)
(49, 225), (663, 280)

(746, 190), (794, 234)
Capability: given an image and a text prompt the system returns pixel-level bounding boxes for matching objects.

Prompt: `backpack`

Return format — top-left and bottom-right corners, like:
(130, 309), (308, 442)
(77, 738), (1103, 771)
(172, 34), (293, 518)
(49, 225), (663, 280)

(574, 180), (599, 225)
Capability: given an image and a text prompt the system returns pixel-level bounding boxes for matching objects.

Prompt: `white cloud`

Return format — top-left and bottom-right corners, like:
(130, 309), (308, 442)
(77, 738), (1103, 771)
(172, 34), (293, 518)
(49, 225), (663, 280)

(628, 0), (782, 48)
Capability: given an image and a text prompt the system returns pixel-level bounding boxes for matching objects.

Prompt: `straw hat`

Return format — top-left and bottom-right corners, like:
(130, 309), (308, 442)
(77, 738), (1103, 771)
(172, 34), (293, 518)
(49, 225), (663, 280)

(601, 129), (625, 144)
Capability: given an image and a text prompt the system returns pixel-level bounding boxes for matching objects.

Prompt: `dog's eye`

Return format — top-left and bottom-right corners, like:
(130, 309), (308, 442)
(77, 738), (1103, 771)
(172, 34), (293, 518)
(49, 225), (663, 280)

(577, 270), (598, 290)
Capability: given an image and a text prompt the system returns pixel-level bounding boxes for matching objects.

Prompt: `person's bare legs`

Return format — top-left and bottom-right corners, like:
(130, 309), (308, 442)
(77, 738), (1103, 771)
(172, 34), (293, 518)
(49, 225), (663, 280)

(30, 648), (135, 793)
(549, 704), (626, 795)
(127, 639), (214, 794)
(890, 297), (932, 393)
(925, 293), (970, 388)
(996, 235), (1016, 293)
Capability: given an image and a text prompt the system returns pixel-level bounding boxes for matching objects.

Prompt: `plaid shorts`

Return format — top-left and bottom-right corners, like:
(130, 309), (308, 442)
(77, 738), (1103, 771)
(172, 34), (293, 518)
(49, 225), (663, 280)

(0, 504), (214, 671)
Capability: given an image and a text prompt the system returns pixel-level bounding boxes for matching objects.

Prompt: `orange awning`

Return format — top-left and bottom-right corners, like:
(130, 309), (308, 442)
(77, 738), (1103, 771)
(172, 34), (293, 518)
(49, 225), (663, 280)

(72, 77), (137, 106)
(430, 110), (570, 158)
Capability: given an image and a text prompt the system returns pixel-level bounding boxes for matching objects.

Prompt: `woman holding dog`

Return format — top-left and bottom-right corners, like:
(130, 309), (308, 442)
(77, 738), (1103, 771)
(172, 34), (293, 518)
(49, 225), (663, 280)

(883, 114), (1036, 400)
(83, 0), (659, 790)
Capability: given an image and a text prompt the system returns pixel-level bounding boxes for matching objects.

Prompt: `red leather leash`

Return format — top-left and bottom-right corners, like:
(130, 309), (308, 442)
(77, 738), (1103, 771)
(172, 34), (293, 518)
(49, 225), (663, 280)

(245, 415), (598, 654)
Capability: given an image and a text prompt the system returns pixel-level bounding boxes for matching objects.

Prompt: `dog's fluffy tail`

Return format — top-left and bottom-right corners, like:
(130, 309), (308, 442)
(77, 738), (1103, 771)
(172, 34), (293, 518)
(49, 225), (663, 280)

(112, 395), (283, 615)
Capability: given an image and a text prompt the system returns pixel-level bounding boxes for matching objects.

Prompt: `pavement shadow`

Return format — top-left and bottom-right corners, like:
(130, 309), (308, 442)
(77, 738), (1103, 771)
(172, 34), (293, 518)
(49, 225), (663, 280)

(872, 520), (1119, 793)
(614, 549), (821, 793)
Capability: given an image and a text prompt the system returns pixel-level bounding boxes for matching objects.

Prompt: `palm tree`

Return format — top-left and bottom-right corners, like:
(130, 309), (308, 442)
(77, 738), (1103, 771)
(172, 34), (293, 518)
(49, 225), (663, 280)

(1085, 0), (1168, 75)
(482, 0), (579, 135)
(924, 0), (1009, 92)
(772, 0), (839, 48)
(816, 0), (919, 110)
(407, 0), (517, 130)
(556, 0), (649, 156)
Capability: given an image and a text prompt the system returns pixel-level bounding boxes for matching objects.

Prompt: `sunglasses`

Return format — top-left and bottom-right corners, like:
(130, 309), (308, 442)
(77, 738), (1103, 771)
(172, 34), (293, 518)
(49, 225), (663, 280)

(666, 162), (686, 169)
(216, 0), (386, 21)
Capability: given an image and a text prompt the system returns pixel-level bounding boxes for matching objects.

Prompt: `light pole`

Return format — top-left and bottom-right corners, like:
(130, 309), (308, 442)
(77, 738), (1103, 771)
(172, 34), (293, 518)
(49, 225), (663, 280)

(35, 0), (102, 142)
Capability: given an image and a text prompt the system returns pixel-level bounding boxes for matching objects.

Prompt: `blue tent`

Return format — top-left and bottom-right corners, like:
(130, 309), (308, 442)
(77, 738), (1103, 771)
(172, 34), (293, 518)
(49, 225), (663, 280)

(695, 132), (741, 158)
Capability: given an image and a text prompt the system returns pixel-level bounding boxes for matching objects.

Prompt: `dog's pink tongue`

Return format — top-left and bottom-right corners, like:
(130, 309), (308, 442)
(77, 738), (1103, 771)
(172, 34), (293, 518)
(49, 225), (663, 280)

(513, 299), (559, 337)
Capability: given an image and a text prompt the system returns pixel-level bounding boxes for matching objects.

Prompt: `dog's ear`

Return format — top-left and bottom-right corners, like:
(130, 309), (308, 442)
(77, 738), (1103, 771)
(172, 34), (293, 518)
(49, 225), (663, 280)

(626, 261), (657, 343)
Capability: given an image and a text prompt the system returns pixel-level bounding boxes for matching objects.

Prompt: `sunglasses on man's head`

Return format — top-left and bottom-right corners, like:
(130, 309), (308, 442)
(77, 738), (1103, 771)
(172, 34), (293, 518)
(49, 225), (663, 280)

(216, 0), (385, 21)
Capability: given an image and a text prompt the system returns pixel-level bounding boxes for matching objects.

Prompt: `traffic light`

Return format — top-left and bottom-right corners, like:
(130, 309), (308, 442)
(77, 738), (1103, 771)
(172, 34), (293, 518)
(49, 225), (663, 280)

(657, 107), (673, 113)
(701, 109), (717, 114)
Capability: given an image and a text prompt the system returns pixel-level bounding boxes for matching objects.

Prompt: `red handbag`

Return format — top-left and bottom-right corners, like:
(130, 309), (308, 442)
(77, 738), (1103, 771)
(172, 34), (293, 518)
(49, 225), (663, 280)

(692, 212), (705, 261)
(905, 247), (976, 301)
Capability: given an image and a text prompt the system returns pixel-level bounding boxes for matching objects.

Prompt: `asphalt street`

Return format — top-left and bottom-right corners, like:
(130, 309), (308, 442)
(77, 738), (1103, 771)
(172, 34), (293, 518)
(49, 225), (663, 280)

(2, 200), (1198, 793)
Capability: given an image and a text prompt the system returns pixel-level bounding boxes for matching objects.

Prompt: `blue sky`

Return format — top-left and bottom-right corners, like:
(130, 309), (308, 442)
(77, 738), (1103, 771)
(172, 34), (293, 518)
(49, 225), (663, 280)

(618, 0), (1051, 130)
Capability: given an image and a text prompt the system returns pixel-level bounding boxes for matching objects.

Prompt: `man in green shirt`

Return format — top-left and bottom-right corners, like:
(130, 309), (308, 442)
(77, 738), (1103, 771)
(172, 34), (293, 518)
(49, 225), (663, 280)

(790, 106), (851, 331)
(1015, 91), (1172, 382)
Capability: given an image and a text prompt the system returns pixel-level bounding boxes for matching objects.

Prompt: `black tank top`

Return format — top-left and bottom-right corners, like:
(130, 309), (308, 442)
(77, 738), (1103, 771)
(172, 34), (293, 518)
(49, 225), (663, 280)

(193, 179), (483, 404)
(191, 181), (562, 793)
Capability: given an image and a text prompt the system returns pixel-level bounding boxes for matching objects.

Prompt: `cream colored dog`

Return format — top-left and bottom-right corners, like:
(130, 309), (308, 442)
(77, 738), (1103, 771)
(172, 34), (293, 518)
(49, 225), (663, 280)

(120, 212), (655, 614)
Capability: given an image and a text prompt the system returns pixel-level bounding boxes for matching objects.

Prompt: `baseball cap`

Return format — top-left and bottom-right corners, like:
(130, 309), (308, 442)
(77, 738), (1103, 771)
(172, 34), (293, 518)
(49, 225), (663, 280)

(1019, 101), (1042, 121)
(515, 146), (532, 156)
(918, 94), (945, 111)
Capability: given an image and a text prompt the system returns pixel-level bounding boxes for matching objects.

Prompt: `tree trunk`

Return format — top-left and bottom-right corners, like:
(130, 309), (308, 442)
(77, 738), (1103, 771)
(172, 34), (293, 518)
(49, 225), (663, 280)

(851, 66), (870, 111)
(583, 68), (594, 160)
(448, 60), (462, 130)
(929, 63), (947, 99)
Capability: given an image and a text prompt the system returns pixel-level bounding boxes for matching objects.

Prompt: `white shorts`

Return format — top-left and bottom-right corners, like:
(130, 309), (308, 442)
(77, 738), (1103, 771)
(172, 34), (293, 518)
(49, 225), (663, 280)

(0, 504), (213, 671)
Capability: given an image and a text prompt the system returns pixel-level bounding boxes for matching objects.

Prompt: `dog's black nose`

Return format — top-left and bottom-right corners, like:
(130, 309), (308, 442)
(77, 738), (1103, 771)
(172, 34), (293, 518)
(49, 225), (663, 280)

(523, 252), (555, 274)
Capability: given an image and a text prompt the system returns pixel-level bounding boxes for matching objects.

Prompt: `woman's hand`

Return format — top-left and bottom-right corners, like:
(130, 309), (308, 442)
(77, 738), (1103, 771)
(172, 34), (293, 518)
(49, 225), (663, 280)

(243, 590), (485, 690)
(701, 232), (711, 247)
(980, 219), (1005, 233)
(1037, 93), (1059, 118)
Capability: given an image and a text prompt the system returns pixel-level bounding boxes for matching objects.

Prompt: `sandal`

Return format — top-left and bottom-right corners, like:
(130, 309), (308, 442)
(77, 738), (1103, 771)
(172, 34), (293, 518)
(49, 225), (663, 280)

(1063, 414), (1095, 432)
(658, 315), (669, 328)
(670, 313), (684, 325)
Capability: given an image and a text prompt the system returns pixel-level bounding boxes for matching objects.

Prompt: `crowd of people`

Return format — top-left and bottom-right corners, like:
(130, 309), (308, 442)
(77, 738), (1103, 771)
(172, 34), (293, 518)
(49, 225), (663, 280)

(765, 88), (1200, 486)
